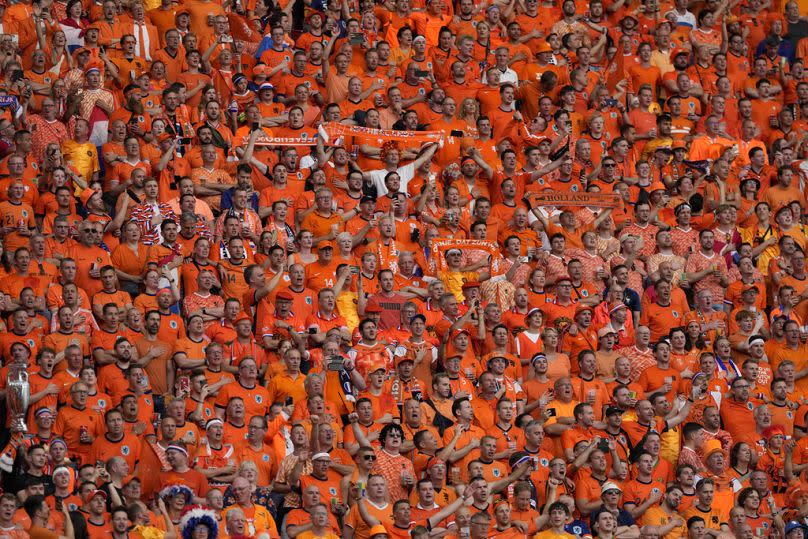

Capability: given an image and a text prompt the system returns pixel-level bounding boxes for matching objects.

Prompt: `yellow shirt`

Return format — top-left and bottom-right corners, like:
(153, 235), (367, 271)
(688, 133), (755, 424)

(61, 140), (100, 193)
(437, 270), (480, 302)
(642, 505), (685, 539)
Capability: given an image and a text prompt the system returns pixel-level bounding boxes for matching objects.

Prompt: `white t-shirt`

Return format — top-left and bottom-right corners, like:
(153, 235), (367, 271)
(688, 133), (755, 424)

(368, 162), (416, 196)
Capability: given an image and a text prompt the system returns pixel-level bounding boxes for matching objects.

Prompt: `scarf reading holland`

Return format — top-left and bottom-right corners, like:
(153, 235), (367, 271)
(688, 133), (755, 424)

(247, 122), (446, 147)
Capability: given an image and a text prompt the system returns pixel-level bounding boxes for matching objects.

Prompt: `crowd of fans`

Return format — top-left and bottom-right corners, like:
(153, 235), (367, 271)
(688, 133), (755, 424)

(1, 0), (808, 538)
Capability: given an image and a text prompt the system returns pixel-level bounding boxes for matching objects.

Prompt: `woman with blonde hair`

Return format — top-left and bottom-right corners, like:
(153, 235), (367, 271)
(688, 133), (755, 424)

(457, 97), (480, 137)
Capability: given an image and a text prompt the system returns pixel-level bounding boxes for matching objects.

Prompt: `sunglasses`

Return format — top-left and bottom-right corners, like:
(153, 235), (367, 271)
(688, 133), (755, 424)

(362, 455), (377, 461)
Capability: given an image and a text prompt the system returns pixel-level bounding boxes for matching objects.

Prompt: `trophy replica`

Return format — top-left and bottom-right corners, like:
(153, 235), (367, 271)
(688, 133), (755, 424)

(6, 358), (29, 433)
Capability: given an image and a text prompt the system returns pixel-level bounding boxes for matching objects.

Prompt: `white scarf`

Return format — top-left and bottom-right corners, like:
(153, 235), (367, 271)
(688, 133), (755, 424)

(133, 22), (151, 60)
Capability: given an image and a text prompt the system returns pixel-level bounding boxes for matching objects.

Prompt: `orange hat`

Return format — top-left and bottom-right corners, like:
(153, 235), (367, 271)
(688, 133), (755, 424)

(175, 7), (190, 15)
(787, 482), (808, 505)
(79, 23), (101, 37)
(318, 240), (335, 251)
(80, 188), (98, 206)
(672, 140), (687, 150)
(702, 439), (725, 459)
(275, 290), (294, 302)
(575, 304), (594, 317)
(763, 424), (786, 439)
(669, 49), (689, 62)
(235, 312), (252, 325)
(450, 328), (470, 340)
(536, 41), (552, 54)
(83, 60), (103, 74)
(461, 281), (480, 290)
(158, 132), (173, 144)
(648, 181), (667, 192)
(395, 354), (414, 367)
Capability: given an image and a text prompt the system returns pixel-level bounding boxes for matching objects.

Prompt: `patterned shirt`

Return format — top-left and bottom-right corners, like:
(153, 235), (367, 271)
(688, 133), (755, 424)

(130, 201), (177, 245)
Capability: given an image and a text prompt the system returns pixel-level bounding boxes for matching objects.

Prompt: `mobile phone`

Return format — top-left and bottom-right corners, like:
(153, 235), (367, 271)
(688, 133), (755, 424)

(179, 137), (192, 145)
(308, 327), (317, 334)
(531, 457), (539, 471)
(450, 129), (464, 137)
(285, 396), (293, 406)
(328, 356), (344, 371)
(414, 69), (429, 77)
(604, 98), (618, 107)
(351, 265), (360, 274)
(597, 439), (610, 452)
(251, 121), (259, 131)
(349, 33), (364, 45)
(547, 408), (557, 417)
(179, 376), (190, 394)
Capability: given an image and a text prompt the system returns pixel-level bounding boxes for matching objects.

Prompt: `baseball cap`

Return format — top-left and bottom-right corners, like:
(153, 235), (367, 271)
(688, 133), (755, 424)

(597, 327), (617, 338)
(786, 522), (807, 536)
(605, 406), (624, 417)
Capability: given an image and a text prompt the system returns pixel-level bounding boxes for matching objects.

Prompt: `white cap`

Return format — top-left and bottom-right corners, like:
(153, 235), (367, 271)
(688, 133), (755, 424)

(601, 482), (622, 495)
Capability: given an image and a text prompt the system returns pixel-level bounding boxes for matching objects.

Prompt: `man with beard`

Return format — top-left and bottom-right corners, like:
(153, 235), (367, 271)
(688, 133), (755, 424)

(642, 485), (686, 538)
(133, 310), (171, 402)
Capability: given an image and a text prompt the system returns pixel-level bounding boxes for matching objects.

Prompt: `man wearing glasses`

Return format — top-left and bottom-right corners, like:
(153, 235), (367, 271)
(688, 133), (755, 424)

(67, 219), (112, 297)
(52, 381), (104, 463)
